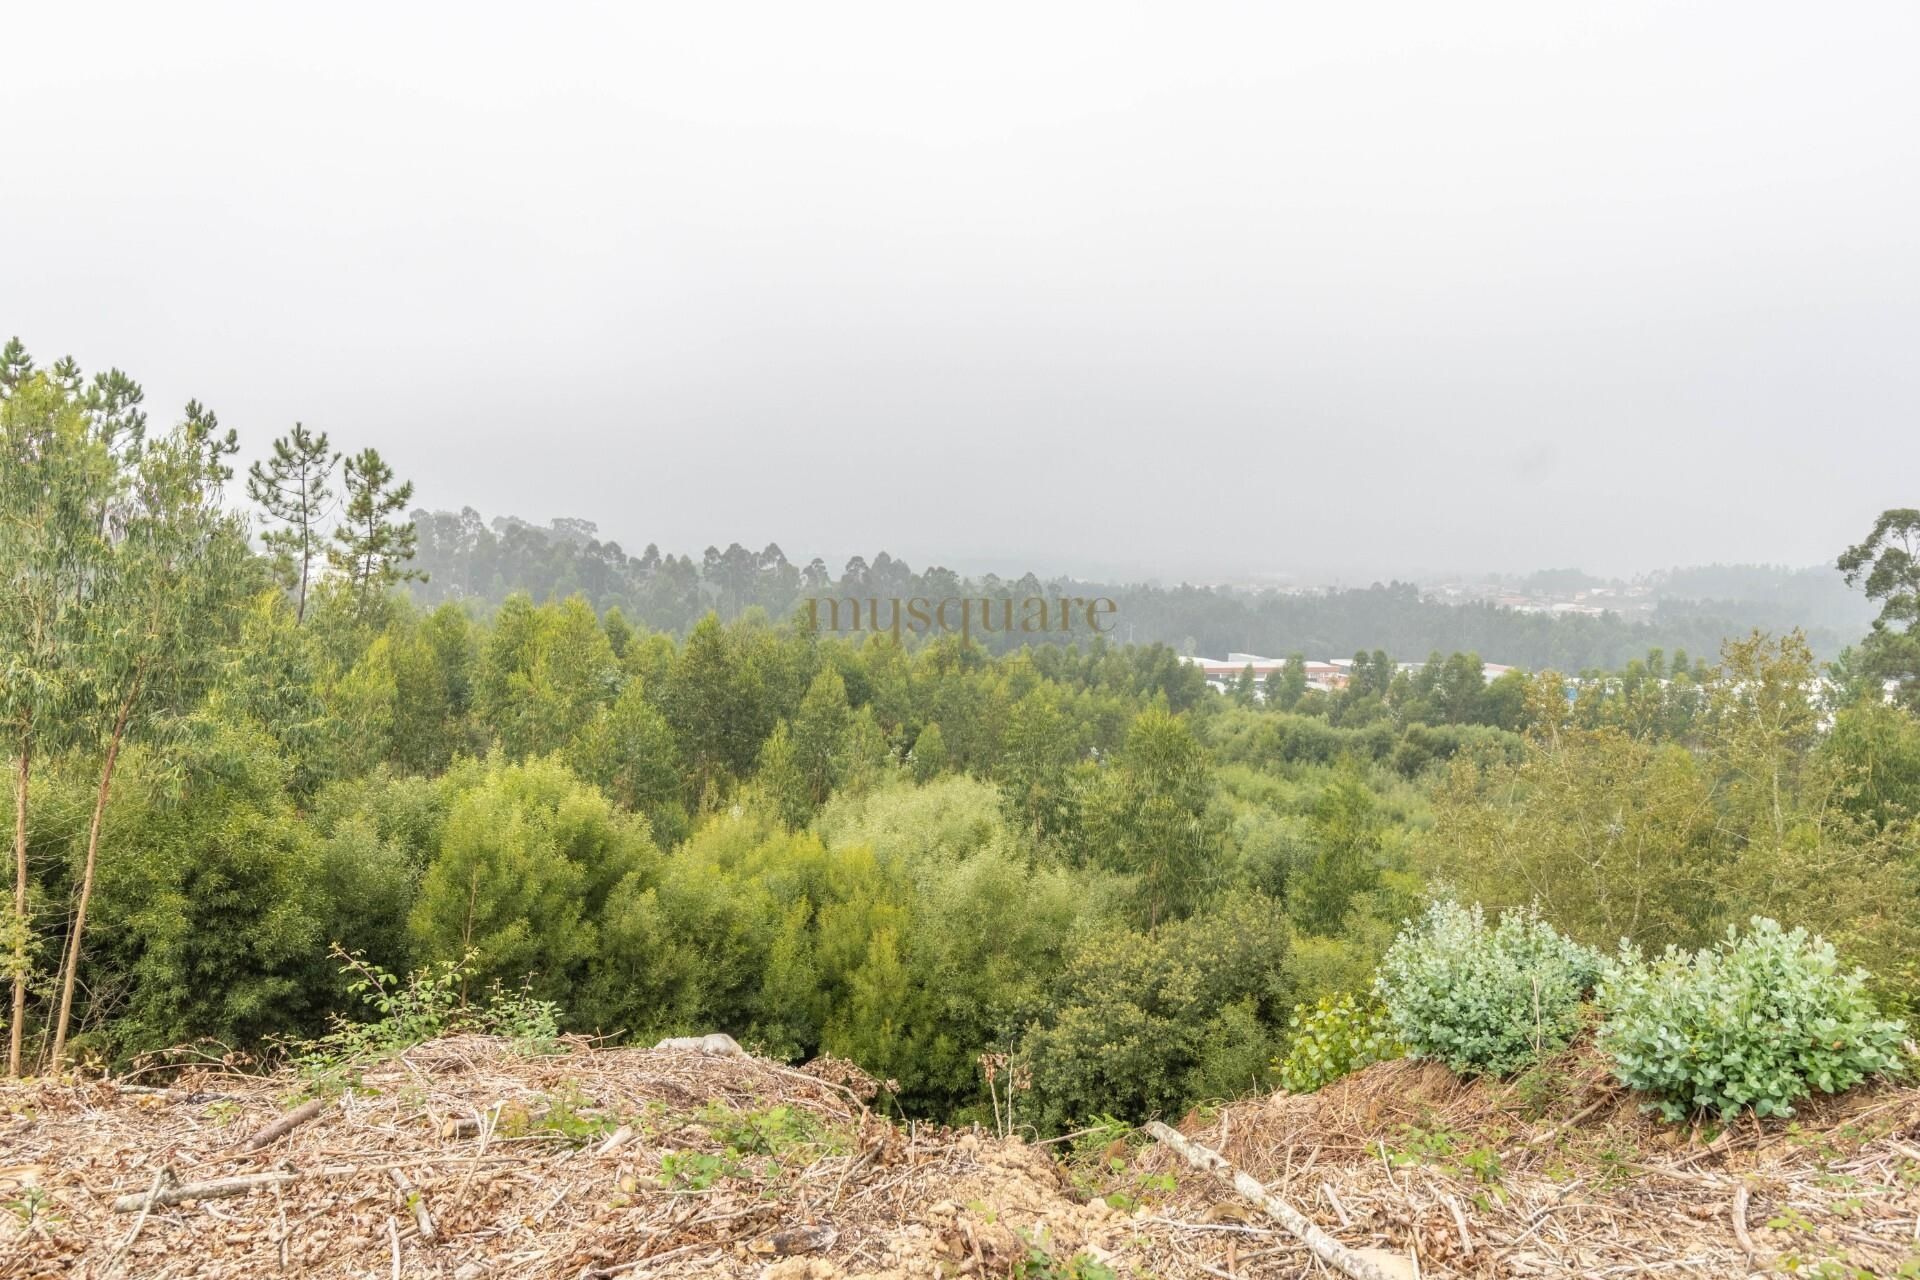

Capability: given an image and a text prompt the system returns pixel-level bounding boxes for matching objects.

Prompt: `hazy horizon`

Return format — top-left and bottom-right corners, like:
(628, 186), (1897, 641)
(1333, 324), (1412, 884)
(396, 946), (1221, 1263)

(7, 2), (1917, 582)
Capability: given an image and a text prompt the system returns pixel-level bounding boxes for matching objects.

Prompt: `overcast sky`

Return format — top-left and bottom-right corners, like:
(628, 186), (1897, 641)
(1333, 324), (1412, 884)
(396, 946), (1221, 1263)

(6, 2), (1917, 583)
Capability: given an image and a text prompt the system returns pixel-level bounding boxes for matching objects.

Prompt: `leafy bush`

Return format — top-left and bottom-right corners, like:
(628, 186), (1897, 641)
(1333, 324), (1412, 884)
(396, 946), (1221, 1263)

(1277, 994), (1401, 1094)
(296, 946), (564, 1091)
(1374, 900), (1599, 1076)
(1596, 918), (1911, 1121)
(1019, 892), (1292, 1129)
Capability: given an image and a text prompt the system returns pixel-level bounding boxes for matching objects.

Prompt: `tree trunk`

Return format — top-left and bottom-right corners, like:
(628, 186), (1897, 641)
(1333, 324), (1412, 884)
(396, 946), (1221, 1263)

(49, 691), (133, 1069)
(8, 730), (28, 1077)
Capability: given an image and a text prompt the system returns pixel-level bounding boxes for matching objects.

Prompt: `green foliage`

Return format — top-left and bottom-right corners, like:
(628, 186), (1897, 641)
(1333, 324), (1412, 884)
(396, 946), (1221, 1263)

(1378, 1124), (1505, 1186)
(1277, 994), (1401, 1094)
(1375, 901), (1599, 1077)
(660, 1149), (742, 1190)
(246, 423), (338, 623)
(1596, 918), (1911, 1121)
(1839, 508), (1920, 711)
(1018, 892), (1291, 1129)
(1011, 1238), (1120, 1280)
(1079, 707), (1226, 926)
(296, 945), (563, 1091)
(409, 755), (656, 1003)
(496, 1083), (612, 1143)
(1288, 757), (1384, 935)
(328, 447), (421, 616)
(11, 346), (1920, 1139)
(88, 728), (333, 1055)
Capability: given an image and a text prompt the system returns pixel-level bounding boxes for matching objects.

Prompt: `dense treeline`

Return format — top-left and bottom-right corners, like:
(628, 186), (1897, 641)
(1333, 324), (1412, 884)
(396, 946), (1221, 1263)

(4, 341), (1917, 1136)
(409, 509), (1865, 666)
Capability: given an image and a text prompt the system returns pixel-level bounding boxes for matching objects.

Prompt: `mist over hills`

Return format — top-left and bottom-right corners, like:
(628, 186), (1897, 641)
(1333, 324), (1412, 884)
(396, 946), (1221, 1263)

(410, 507), (1873, 669)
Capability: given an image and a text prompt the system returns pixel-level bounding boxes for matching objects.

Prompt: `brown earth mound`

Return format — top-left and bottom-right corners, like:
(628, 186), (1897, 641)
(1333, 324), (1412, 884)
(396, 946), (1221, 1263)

(1, 1036), (1917, 1278)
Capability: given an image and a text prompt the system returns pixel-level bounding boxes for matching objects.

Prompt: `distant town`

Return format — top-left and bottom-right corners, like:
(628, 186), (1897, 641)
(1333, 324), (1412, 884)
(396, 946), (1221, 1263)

(1180, 653), (1516, 695)
(1218, 575), (1661, 621)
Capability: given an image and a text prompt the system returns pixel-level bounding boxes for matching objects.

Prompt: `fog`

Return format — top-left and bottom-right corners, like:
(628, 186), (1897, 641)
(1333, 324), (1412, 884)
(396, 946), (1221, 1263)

(5, 1), (1917, 582)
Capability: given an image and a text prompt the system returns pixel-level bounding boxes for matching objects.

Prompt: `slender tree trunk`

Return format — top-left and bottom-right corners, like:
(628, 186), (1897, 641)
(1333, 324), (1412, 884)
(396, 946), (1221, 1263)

(296, 537), (310, 624)
(295, 464), (312, 624)
(8, 729), (29, 1077)
(49, 689), (134, 1069)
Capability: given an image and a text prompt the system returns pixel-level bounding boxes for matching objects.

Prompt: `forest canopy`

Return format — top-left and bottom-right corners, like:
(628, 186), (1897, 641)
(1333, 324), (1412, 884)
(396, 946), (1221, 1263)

(3, 338), (1916, 1137)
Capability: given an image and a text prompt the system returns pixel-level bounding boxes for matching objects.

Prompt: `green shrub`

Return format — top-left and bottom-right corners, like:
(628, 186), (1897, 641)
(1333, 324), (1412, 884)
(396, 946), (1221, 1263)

(1374, 900), (1598, 1076)
(1596, 917), (1910, 1121)
(1277, 994), (1401, 1094)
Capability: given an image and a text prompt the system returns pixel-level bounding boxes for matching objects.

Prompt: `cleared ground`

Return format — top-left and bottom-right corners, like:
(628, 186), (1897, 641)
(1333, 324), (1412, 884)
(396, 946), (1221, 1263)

(2, 1035), (1917, 1278)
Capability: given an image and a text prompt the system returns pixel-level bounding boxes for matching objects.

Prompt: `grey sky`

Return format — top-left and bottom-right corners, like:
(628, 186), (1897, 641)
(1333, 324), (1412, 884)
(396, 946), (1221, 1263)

(6, 2), (1917, 584)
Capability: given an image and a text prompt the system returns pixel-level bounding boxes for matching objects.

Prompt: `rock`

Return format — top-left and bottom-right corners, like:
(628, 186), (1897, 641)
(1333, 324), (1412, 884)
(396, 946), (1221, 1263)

(761, 1260), (841, 1280)
(652, 1032), (745, 1056)
(1352, 1247), (1418, 1280)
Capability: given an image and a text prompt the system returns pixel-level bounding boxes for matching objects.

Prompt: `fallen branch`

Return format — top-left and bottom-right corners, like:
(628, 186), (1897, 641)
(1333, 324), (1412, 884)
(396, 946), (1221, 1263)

(110, 1156), (526, 1211)
(104, 1168), (169, 1273)
(594, 1124), (635, 1157)
(1731, 1184), (1756, 1258)
(1146, 1121), (1401, 1280)
(1523, 1092), (1616, 1150)
(238, 1099), (328, 1152)
(390, 1168), (435, 1243)
(112, 1170), (297, 1212)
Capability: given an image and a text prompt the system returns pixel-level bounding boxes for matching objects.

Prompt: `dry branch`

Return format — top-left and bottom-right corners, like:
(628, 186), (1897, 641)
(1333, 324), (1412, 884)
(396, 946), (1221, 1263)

(390, 1167), (436, 1243)
(238, 1098), (328, 1152)
(1146, 1121), (1402, 1280)
(112, 1170), (298, 1212)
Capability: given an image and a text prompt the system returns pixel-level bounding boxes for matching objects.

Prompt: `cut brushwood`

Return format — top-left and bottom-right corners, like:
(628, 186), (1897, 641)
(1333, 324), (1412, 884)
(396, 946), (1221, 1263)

(1146, 1121), (1405, 1280)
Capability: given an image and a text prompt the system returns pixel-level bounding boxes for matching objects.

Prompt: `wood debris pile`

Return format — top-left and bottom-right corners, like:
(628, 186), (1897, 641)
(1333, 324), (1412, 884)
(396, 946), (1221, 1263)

(2, 1034), (1917, 1278)
(1134, 1047), (1920, 1278)
(0, 1035), (1131, 1279)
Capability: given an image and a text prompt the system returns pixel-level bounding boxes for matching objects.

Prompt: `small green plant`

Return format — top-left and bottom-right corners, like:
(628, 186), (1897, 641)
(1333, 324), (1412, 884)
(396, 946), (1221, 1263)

(697, 1103), (836, 1158)
(293, 946), (572, 1092)
(1100, 1170), (1175, 1213)
(1379, 1124), (1505, 1187)
(1767, 1206), (1816, 1234)
(525, 1083), (615, 1143)
(1012, 1230), (1121, 1280)
(483, 977), (562, 1055)
(7, 1186), (57, 1229)
(1276, 993), (1401, 1094)
(292, 946), (474, 1090)
(1375, 901), (1599, 1077)
(1779, 1258), (1920, 1280)
(202, 1100), (244, 1127)
(1596, 918), (1910, 1121)
(659, 1150), (743, 1191)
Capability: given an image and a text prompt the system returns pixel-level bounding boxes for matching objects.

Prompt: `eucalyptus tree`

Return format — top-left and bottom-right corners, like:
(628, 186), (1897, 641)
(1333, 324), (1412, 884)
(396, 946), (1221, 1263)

(329, 448), (422, 618)
(247, 423), (339, 622)
(0, 357), (117, 1073)
(47, 400), (253, 1066)
(1840, 508), (1920, 710)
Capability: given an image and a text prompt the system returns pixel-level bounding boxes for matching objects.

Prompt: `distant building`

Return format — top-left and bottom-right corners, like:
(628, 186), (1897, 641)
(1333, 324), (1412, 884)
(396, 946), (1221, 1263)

(1182, 653), (1520, 696)
(1181, 654), (1348, 693)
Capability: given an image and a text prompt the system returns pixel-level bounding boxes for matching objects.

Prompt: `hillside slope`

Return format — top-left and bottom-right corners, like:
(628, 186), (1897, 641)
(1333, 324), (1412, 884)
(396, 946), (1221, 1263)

(3, 1037), (1917, 1278)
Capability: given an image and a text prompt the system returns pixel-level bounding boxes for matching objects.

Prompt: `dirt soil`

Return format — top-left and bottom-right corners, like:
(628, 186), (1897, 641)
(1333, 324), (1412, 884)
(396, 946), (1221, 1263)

(1, 1035), (1917, 1279)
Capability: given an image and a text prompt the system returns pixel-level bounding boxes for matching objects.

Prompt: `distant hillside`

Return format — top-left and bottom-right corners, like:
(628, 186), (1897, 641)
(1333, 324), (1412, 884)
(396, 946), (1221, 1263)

(407, 508), (1869, 670)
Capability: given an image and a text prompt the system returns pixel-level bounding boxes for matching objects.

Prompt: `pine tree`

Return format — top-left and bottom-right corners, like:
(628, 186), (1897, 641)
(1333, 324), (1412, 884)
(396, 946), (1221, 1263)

(247, 424), (339, 623)
(329, 448), (422, 617)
